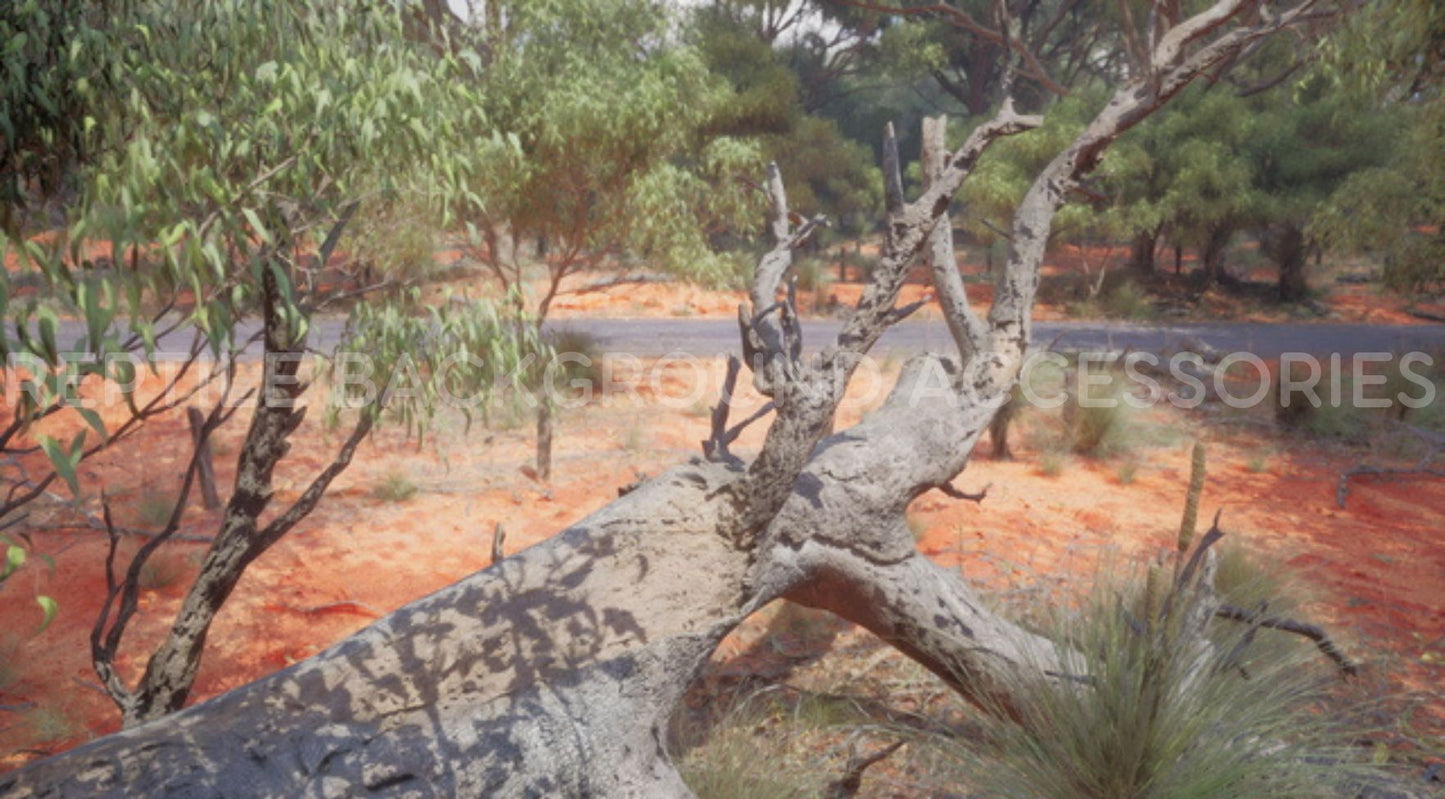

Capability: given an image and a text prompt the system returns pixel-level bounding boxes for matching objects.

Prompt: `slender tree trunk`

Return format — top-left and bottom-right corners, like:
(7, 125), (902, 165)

(536, 400), (553, 482)
(1199, 222), (1234, 287)
(1128, 227), (1159, 274)
(1272, 224), (1309, 302)
(186, 407), (221, 511)
(120, 265), (311, 726)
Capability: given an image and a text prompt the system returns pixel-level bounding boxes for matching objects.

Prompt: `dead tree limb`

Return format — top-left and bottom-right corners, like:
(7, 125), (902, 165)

(1214, 604), (1359, 676)
(186, 407), (222, 511)
(824, 736), (905, 799)
(1337, 424), (1445, 507)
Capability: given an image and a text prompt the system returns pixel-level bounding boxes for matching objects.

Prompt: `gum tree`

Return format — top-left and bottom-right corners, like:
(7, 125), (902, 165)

(2, 0), (530, 727)
(453, 0), (766, 480)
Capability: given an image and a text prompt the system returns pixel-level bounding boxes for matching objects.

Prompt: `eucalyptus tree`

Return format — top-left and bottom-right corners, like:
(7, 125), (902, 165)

(449, 0), (767, 480)
(1, 0), (531, 727)
(0, 1), (1352, 796)
(1311, 0), (1445, 294)
(690, 2), (884, 244)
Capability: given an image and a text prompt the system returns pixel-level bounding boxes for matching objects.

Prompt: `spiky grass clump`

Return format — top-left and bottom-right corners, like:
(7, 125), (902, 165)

(674, 693), (818, 799)
(371, 470), (418, 503)
(949, 565), (1371, 799)
(133, 486), (178, 529)
(1062, 369), (1135, 457)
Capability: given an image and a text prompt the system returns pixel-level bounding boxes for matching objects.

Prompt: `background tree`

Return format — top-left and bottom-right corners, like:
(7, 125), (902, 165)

(453, 0), (767, 480)
(2, 0), (530, 726)
(1237, 63), (1398, 301)
(1311, 0), (1445, 295)
(691, 2), (884, 247)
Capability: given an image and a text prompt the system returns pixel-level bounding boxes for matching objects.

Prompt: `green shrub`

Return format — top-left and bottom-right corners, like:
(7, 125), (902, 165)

(1101, 278), (1155, 320)
(1115, 461), (1138, 484)
(1037, 452), (1066, 476)
(137, 549), (194, 593)
(25, 706), (79, 744)
(790, 255), (831, 293)
(134, 486), (178, 529)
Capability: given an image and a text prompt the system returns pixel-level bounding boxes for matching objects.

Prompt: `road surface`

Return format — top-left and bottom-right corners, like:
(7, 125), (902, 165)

(554, 318), (1445, 358)
(36, 316), (1445, 360)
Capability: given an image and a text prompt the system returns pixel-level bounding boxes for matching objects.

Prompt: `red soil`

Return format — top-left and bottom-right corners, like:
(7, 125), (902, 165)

(1, 357), (1442, 774)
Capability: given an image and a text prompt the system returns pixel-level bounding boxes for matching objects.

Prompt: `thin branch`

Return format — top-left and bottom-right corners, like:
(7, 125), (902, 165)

(825, 738), (905, 799)
(491, 522), (506, 565)
(1215, 604), (1358, 676)
(703, 356), (743, 462)
(832, 0), (1068, 96)
(934, 480), (990, 502)
(254, 411), (376, 549)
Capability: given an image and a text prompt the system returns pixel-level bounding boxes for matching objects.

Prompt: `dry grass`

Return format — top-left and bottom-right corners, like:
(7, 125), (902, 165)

(371, 470), (418, 503)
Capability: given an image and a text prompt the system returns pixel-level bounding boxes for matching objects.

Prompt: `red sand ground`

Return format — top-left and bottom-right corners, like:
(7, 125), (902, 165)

(0, 356), (1442, 775)
(1, 240), (1442, 776)
(531, 244), (1438, 325)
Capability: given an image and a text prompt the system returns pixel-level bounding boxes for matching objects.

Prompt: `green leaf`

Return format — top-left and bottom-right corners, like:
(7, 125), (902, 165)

(39, 434), (80, 496)
(76, 406), (108, 443)
(241, 208), (272, 245)
(35, 595), (57, 633)
(3, 544), (24, 579)
(36, 306), (59, 365)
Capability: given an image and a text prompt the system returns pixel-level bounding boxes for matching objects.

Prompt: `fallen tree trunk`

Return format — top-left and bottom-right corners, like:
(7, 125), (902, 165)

(2, 4), (1333, 795)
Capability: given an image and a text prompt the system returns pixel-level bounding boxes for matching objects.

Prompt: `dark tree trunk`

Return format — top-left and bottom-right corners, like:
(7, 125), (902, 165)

(536, 401), (553, 482)
(989, 401), (1015, 460)
(1271, 224), (1309, 302)
(1128, 228), (1159, 274)
(186, 407), (221, 511)
(1174, 241), (1184, 275)
(1199, 223), (1234, 288)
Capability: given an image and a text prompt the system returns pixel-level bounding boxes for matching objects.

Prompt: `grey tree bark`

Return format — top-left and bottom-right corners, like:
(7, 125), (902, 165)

(1, 3), (1332, 795)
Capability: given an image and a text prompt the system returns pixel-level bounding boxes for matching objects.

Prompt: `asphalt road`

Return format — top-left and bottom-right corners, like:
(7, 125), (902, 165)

(39, 316), (1445, 361)
(554, 318), (1445, 359)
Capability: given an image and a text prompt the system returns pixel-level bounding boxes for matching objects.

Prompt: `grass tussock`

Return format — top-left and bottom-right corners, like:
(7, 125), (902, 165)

(941, 559), (1373, 799)
(132, 486), (178, 529)
(371, 470), (418, 503)
(674, 691), (820, 799)
(1062, 369), (1136, 457)
(137, 549), (195, 593)
(543, 328), (606, 397)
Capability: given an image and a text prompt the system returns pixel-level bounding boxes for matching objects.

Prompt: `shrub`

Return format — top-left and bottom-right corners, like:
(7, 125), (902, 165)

(134, 486), (178, 529)
(25, 706), (79, 744)
(1037, 452), (1066, 476)
(1115, 461), (1138, 484)
(137, 549), (194, 593)
(790, 254), (831, 293)
(1101, 278), (1155, 320)
(542, 327), (606, 398)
